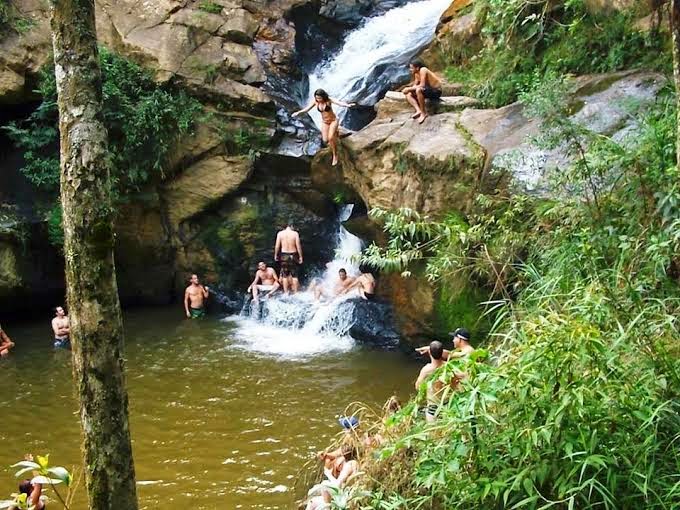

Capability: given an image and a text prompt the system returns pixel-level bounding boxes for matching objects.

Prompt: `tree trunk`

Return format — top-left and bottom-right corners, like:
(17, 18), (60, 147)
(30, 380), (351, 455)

(50, 1), (139, 509)
(672, 0), (680, 166)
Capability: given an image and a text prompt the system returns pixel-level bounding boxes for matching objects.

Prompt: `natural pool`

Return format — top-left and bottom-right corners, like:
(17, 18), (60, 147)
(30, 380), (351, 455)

(0, 306), (416, 509)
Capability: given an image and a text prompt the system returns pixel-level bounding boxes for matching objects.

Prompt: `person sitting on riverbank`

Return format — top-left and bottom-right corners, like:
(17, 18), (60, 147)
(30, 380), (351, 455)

(274, 221), (303, 287)
(184, 274), (210, 319)
(402, 59), (442, 124)
(292, 89), (356, 166)
(415, 327), (474, 360)
(0, 323), (15, 358)
(308, 443), (359, 510)
(247, 261), (280, 301)
(51, 305), (70, 349)
(340, 267), (376, 300)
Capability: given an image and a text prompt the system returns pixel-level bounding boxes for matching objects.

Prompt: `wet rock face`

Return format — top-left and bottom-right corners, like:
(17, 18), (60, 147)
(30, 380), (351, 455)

(342, 298), (401, 349)
(167, 153), (337, 293)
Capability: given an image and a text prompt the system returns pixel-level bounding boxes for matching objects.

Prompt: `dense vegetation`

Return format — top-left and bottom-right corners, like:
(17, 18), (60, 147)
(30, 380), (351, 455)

(446, 0), (670, 106)
(335, 2), (680, 509)
(4, 48), (202, 244)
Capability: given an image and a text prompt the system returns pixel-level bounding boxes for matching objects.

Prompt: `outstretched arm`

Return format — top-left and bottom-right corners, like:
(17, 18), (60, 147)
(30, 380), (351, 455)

(340, 278), (361, 294)
(291, 101), (316, 117)
(415, 345), (451, 360)
(331, 98), (356, 108)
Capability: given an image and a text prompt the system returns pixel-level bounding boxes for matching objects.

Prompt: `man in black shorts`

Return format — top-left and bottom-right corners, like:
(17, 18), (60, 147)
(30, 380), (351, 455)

(402, 59), (443, 124)
(274, 220), (303, 293)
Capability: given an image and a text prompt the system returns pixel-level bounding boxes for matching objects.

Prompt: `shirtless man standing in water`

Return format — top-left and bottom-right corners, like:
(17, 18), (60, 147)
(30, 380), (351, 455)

(402, 59), (442, 124)
(51, 306), (70, 348)
(247, 261), (280, 300)
(274, 221), (303, 292)
(184, 274), (210, 319)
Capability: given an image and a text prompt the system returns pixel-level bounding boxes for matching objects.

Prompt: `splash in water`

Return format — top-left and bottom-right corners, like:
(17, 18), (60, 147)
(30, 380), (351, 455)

(305, 0), (451, 129)
(227, 206), (365, 357)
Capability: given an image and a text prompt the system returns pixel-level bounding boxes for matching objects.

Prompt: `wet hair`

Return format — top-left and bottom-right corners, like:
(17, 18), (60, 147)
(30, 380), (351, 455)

(339, 268), (347, 274)
(313, 88), (330, 102)
(257, 261), (266, 266)
(358, 263), (372, 274)
(285, 219), (295, 228)
(54, 306), (64, 314)
(19, 480), (32, 495)
(429, 340), (444, 360)
(341, 444), (358, 461)
(410, 59), (424, 69)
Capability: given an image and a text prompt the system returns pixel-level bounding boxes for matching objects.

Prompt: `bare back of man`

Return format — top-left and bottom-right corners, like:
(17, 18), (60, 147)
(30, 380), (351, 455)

(275, 223), (303, 282)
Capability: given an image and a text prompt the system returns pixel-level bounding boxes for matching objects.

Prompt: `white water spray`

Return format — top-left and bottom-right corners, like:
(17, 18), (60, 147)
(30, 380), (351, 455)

(305, 0), (451, 129)
(227, 206), (365, 357)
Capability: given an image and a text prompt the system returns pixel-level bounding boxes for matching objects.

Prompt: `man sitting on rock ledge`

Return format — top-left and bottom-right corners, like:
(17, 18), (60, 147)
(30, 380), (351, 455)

(402, 59), (442, 124)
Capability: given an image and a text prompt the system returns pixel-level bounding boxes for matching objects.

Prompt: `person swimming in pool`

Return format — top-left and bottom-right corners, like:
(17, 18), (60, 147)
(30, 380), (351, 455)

(292, 88), (356, 167)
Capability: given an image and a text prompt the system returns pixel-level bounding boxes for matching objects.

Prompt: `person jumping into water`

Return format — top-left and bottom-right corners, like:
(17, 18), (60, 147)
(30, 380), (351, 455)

(402, 59), (442, 124)
(292, 89), (356, 166)
(274, 220), (303, 291)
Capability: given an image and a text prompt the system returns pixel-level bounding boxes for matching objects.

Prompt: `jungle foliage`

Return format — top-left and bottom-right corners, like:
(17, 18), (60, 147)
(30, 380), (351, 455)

(353, 70), (680, 509)
(3, 48), (202, 245)
(446, 0), (670, 106)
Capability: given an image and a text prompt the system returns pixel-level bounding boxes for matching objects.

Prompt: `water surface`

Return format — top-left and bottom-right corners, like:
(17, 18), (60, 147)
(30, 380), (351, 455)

(0, 306), (415, 509)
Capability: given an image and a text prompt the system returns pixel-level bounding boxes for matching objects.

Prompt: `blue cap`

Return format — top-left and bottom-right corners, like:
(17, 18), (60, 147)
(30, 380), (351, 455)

(338, 416), (359, 429)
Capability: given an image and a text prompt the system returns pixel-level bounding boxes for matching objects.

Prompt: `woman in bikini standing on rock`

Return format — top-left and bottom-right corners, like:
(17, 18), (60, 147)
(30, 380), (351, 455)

(292, 88), (355, 166)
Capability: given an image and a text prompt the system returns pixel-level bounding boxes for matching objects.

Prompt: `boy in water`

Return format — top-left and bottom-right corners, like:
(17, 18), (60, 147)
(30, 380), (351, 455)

(402, 59), (442, 124)
(184, 274), (210, 318)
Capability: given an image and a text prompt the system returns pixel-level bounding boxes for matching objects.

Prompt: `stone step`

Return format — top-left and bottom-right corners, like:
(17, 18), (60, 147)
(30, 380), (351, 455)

(376, 91), (480, 119)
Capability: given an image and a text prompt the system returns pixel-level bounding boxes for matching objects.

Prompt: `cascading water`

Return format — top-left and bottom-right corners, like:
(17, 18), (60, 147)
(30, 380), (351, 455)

(304, 0), (451, 129)
(227, 206), (371, 356)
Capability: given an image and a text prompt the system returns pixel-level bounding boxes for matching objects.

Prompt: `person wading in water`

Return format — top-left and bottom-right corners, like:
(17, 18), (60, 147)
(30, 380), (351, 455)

(184, 274), (210, 319)
(292, 88), (356, 166)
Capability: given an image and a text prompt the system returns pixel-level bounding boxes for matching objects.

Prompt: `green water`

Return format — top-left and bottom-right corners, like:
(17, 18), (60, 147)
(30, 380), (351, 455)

(0, 306), (416, 509)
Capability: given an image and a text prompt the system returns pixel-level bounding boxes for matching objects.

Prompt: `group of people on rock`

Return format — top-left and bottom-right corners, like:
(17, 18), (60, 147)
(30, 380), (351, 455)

(244, 221), (377, 304)
(0, 306), (71, 359)
(293, 61), (442, 167)
(305, 327), (471, 508)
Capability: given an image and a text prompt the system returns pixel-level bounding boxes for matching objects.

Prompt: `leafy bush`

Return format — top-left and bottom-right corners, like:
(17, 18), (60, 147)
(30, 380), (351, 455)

(354, 73), (680, 510)
(5, 47), (203, 197)
(447, 0), (669, 106)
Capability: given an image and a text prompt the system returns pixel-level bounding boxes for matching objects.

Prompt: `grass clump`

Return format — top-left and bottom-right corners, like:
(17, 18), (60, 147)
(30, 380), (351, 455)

(198, 1), (223, 14)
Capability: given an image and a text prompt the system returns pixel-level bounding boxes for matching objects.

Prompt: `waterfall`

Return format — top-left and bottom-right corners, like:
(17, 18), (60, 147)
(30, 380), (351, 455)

(227, 206), (371, 356)
(304, 0), (451, 129)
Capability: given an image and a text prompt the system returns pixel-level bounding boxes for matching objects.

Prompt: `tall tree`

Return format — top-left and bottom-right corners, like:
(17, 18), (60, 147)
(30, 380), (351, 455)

(50, 1), (139, 509)
(673, 0), (680, 165)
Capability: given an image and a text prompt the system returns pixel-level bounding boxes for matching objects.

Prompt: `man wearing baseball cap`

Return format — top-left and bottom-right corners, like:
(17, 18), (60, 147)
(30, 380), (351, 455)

(415, 327), (474, 360)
